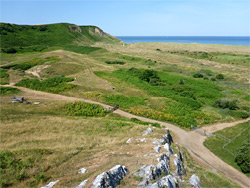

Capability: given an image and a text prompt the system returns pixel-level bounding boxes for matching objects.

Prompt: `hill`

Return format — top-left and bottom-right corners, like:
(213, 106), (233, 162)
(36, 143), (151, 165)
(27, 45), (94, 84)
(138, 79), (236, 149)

(0, 22), (121, 53)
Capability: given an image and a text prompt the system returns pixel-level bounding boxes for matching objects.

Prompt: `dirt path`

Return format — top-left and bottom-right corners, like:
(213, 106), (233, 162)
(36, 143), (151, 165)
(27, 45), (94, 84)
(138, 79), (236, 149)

(3, 85), (250, 187)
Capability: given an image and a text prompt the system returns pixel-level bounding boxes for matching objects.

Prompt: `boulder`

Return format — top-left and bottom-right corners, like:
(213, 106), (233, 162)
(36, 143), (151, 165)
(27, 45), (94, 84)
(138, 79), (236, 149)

(92, 165), (129, 188)
(153, 145), (161, 153)
(41, 180), (59, 188)
(189, 174), (202, 188)
(76, 179), (88, 188)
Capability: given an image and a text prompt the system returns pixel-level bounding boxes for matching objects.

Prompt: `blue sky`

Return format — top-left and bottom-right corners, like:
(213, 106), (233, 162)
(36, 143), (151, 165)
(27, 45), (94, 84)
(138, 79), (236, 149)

(1, 0), (249, 36)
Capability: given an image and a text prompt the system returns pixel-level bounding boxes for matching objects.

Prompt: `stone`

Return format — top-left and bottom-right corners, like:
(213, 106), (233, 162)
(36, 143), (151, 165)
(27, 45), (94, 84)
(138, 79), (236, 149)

(41, 180), (59, 188)
(189, 174), (202, 188)
(126, 138), (132, 144)
(153, 145), (161, 153)
(142, 127), (153, 136)
(75, 179), (88, 188)
(78, 168), (87, 174)
(92, 165), (129, 188)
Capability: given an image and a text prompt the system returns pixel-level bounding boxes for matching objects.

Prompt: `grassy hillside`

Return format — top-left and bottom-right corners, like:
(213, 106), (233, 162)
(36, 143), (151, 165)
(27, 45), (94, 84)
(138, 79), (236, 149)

(0, 23), (121, 52)
(204, 121), (250, 176)
(0, 92), (240, 188)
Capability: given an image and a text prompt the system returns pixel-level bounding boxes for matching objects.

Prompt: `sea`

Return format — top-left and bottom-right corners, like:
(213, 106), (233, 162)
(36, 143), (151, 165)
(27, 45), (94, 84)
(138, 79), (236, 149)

(116, 36), (250, 46)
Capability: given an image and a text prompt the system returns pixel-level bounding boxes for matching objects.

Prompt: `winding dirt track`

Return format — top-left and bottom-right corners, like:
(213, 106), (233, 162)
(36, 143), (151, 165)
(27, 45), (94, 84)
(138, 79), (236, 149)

(3, 85), (250, 187)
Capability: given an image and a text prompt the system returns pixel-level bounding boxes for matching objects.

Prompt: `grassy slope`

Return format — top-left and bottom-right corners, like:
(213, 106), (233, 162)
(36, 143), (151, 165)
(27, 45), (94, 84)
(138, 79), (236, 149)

(204, 121), (250, 176)
(0, 92), (240, 188)
(0, 23), (120, 49)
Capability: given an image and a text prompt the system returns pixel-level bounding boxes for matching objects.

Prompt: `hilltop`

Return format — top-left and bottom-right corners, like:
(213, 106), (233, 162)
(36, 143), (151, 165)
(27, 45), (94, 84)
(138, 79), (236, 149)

(0, 22), (121, 53)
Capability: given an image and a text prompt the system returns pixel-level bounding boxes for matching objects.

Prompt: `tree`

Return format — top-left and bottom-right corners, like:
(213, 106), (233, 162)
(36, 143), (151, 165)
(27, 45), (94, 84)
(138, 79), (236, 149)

(235, 140), (250, 174)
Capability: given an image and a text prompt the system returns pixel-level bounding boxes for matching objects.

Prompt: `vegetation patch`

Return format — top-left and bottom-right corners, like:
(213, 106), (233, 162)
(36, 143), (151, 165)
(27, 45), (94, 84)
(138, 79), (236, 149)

(104, 95), (146, 108)
(0, 149), (52, 187)
(1, 56), (59, 71)
(95, 68), (223, 127)
(15, 77), (76, 93)
(105, 61), (125, 65)
(204, 121), (250, 176)
(0, 69), (9, 78)
(64, 101), (109, 117)
(0, 87), (20, 96)
(62, 45), (103, 54)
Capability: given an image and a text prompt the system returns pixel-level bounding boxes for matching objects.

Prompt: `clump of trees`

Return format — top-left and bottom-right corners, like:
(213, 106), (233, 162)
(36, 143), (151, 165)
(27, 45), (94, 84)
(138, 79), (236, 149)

(235, 140), (250, 174)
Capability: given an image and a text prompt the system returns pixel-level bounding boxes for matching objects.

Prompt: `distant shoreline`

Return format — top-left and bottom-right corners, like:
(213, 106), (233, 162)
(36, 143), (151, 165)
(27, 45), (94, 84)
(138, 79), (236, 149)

(116, 36), (250, 46)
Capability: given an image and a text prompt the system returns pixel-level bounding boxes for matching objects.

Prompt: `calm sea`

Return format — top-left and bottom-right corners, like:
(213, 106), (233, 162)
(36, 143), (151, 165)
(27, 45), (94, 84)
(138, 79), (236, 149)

(116, 36), (250, 46)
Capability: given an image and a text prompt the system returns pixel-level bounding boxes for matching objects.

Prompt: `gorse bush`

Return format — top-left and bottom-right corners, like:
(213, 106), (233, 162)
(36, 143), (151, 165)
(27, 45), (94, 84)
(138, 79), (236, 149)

(0, 69), (9, 78)
(229, 110), (249, 119)
(15, 77), (76, 93)
(104, 95), (146, 108)
(216, 74), (224, 80)
(105, 61), (125, 65)
(64, 101), (109, 117)
(214, 99), (238, 110)
(193, 73), (203, 78)
(235, 140), (250, 174)
(0, 87), (20, 96)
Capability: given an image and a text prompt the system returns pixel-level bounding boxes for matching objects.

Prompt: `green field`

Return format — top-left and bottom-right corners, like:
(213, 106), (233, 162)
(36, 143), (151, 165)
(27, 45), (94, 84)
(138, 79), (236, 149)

(0, 22), (249, 187)
(204, 121), (250, 176)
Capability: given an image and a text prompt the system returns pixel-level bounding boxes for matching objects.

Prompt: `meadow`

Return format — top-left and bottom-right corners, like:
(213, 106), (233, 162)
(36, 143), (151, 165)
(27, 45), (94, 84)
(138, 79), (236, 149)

(204, 121), (250, 176)
(0, 91), (240, 188)
(0, 25), (249, 187)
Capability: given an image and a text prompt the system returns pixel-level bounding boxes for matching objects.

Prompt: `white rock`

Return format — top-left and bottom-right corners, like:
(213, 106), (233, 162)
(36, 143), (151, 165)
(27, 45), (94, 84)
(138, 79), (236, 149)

(75, 179), (88, 188)
(126, 138), (132, 143)
(153, 145), (161, 153)
(78, 168), (87, 174)
(41, 180), (59, 188)
(189, 174), (202, 188)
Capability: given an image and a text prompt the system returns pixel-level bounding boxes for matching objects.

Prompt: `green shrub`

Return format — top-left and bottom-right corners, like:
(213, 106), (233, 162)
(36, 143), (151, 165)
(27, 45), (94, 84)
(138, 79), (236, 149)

(0, 69), (9, 78)
(139, 69), (161, 85)
(235, 140), (250, 173)
(15, 77), (76, 93)
(229, 110), (249, 119)
(0, 87), (20, 96)
(193, 73), (203, 78)
(214, 99), (238, 110)
(64, 101), (109, 117)
(211, 78), (216, 81)
(104, 95), (146, 108)
(0, 151), (33, 187)
(105, 61), (125, 65)
(216, 74), (224, 79)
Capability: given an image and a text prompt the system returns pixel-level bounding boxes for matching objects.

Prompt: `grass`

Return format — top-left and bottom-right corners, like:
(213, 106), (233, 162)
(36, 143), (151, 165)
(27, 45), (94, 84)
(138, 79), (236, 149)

(1, 56), (59, 71)
(0, 96), (240, 188)
(0, 87), (20, 96)
(103, 94), (146, 108)
(15, 77), (76, 94)
(64, 101), (109, 117)
(204, 121), (250, 176)
(0, 23), (120, 50)
(95, 68), (223, 128)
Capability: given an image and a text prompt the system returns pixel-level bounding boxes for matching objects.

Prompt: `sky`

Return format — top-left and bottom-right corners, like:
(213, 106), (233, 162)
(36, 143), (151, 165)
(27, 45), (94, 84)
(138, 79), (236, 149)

(0, 0), (249, 36)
